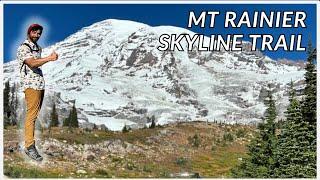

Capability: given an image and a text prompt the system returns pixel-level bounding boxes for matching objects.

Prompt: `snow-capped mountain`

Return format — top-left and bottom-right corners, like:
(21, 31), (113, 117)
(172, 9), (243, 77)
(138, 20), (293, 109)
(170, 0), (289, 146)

(4, 19), (306, 131)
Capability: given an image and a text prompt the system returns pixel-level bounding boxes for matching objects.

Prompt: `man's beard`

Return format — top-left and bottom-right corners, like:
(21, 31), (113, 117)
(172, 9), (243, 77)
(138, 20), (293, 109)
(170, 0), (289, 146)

(31, 37), (39, 42)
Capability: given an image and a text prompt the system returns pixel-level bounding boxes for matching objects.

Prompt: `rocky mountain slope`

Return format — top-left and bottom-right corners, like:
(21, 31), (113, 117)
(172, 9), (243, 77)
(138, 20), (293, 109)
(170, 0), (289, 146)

(3, 19), (305, 130)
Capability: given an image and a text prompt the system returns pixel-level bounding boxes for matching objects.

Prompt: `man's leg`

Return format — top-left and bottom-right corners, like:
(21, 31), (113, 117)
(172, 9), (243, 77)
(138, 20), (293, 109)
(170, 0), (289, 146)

(24, 88), (44, 149)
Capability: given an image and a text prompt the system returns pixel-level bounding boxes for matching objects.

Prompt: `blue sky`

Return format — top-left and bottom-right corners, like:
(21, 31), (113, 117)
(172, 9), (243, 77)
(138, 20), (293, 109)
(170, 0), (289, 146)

(4, 4), (317, 63)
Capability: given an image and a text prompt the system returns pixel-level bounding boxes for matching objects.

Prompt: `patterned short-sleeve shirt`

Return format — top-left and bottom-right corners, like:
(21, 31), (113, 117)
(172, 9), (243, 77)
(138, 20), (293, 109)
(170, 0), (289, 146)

(17, 39), (45, 91)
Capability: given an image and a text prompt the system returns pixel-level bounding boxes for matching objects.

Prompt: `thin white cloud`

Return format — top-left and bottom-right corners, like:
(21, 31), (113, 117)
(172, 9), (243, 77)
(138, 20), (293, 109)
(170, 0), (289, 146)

(9, 16), (51, 61)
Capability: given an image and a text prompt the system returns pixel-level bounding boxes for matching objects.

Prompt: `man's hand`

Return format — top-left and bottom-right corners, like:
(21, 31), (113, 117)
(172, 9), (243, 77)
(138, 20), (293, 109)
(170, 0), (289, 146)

(48, 51), (58, 61)
(25, 51), (59, 68)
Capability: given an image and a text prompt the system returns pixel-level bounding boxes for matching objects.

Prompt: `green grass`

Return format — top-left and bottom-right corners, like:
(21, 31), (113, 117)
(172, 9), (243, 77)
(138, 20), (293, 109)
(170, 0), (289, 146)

(175, 156), (189, 167)
(43, 126), (163, 145)
(4, 164), (66, 178)
(223, 132), (234, 142)
(95, 169), (111, 178)
(4, 122), (255, 178)
(190, 143), (248, 178)
(236, 128), (247, 138)
(43, 127), (114, 144)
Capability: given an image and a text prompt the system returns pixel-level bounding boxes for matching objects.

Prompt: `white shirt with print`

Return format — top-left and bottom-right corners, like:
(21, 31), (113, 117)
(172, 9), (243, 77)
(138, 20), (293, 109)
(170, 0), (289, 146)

(17, 39), (45, 91)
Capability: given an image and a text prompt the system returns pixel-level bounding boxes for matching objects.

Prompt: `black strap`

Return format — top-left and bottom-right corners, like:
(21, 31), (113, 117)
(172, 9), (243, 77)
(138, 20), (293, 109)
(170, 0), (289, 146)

(22, 42), (40, 52)
(20, 43), (41, 75)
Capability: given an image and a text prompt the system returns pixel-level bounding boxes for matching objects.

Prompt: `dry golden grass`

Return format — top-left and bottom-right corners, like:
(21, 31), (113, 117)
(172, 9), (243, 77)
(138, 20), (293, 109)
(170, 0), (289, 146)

(4, 121), (255, 178)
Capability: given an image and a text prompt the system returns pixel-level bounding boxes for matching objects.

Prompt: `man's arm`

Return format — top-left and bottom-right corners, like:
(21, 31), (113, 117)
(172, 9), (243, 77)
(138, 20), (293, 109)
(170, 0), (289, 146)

(25, 52), (58, 68)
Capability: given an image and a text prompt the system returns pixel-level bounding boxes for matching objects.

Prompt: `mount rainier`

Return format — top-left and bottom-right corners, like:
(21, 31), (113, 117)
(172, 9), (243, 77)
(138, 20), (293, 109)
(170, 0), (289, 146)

(3, 19), (306, 131)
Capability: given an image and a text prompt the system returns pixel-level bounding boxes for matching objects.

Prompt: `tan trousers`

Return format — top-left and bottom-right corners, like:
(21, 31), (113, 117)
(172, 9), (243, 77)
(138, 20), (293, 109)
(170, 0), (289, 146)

(24, 88), (44, 148)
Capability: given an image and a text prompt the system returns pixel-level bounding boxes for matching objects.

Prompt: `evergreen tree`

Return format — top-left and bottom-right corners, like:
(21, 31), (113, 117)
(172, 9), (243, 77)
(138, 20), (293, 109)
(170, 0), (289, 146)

(150, 115), (156, 129)
(63, 103), (79, 128)
(70, 103), (79, 128)
(63, 117), (70, 127)
(232, 84), (277, 178)
(273, 46), (316, 177)
(288, 81), (295, 103)
(122, 125), (129, 133)
(9, 83), (18, 126)
(231, 126), (269, 177)
(301, 45), (316, 127)
(4, 81), (11, 121)
(306, 36), (314, 57)
(274, 80), (316, 178)
(263, 84), (277, 169)
(13, 84), (19, 124)
(300, 45), (316, 176)
(50, 102), (59, 127)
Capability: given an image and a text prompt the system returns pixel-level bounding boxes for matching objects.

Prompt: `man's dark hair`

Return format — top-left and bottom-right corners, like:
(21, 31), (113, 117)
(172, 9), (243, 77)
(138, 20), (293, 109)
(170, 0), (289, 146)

(27, 24), (43, 35)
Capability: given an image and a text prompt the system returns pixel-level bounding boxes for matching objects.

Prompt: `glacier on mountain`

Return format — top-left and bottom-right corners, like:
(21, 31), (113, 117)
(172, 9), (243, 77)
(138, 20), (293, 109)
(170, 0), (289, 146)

(3, 19), (306, 131)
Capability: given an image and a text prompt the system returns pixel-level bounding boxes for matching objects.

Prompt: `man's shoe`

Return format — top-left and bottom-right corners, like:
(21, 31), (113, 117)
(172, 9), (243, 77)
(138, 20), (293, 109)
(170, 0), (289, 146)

(24, 144), (43, 161)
